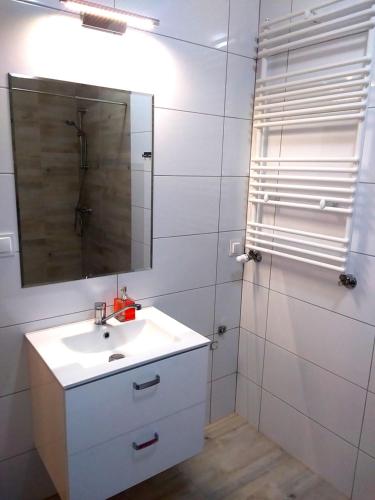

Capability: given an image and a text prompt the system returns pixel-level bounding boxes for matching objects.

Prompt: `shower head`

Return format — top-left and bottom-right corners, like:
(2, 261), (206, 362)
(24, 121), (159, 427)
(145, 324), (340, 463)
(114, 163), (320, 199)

(65, 120), (86, 136)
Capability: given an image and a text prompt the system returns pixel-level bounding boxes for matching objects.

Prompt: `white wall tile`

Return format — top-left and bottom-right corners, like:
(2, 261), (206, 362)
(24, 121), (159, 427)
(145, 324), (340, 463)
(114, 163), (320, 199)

(351, 183), (375, 257)
(0, 0), (256, 497)
(131, 206), (151, 245)
(140, 286), (215, 336)
(153, 176), (220, 237)
(212, 328), (239, 380)
(206, 382), (212, 425)
(211, 373), (236, 421)
(207, 336), (213, 383)
(274, 207), (346, 245)
(270, 252), (375, 326)
(131, 241), (151, 271)
(228, 0), (259, 59)
(214, 281), (242, 331)
(0, 448), (55, 500)
(20, 0), (229, 52)
(219, 176), (248, 231)
(267, 291), (375, 388)
(118, 233), (218, 300)
(225, 54), (256, 119)
(0, 326), (29, 397)
(361, 108), (375, 183)
(291, 0), (355, 10)
(240, 281), (268, 338)
(243, 252), (271, 288)
(236, 373), (261, 429)
(0, 88), (13, 174)
(130, 132), (152, 171)
(360, 392), (375, 458)
(0, 174), (19, 252)
(0, 2), (227, 115)
(259, 0), (292, 25)
(237, 328), (264, 385)
(222, 117), (251, 176)
(130, 93), (152, 133)
(235, 372), (247, 419)
(352, 451), (375, 500)
(154, 109), (223, 176)
(0, 391), (33, 461)
(263, 343), (366, 445)
(151, 37), (228, 115)
(0, 258), (116, 328)
(260, 390), (357, 497)
(286, 31), (366, 81)
(131, 171), (152, 209)
(116, 0), (229, 50)
(370, 356), (375, 394)
(216, 230), (244, 284)
(0, 311), (93, 397)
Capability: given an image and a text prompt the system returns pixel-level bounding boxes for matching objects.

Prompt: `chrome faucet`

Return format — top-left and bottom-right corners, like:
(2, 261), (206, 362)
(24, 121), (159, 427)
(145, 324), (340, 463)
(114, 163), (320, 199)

(94, 302), (142, 325)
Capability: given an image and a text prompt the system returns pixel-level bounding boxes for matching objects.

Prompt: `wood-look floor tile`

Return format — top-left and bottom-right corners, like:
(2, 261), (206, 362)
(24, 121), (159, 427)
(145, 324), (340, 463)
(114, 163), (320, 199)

(47, 414), (347, 500)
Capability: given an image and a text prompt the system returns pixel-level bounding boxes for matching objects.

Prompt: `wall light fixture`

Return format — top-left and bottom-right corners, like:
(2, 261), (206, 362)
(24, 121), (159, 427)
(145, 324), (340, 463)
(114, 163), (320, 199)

(60, 0), (160, 35)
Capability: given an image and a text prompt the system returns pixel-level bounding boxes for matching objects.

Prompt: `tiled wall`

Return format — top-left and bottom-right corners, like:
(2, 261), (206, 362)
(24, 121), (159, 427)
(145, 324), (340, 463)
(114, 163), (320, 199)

(11, 89), (82, 284)
(0, 1), (258, 498)
(238, 1), (375, 498)
(130, 93), (153, 271)
(82, 97), (132, 276)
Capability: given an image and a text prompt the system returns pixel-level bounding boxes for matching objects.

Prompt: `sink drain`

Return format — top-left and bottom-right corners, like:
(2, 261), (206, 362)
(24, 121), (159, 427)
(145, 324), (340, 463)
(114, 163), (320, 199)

(109, 353), (125, 362)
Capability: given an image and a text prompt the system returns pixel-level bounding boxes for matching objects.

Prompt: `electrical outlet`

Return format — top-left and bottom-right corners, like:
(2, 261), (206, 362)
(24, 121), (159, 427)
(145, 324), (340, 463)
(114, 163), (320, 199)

(229, 239), (243, 257)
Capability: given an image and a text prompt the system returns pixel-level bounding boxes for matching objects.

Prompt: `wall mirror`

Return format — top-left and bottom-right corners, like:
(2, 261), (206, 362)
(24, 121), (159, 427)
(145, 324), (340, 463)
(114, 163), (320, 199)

(9, 74), (153, 287)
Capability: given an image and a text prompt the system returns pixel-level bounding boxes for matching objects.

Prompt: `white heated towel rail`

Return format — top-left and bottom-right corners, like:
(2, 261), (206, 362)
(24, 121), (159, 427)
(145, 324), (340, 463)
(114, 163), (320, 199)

(241, 0), (375, 286)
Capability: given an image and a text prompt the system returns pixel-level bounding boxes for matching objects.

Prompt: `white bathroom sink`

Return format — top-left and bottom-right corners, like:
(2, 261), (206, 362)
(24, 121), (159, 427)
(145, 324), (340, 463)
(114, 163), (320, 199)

(25, 307), (209, 388)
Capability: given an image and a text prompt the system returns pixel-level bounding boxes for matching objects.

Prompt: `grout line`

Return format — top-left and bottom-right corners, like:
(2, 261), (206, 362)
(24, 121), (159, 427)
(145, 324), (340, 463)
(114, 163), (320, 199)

(0, 283), (239, 331)
(257, 42), (290, 432)
(240, 324), (372, 392)
(0, 387), (29, 399)
(260, 386), (358, 449)
(351, 249), (375, 258)
(154, 105), (252, 120)
(210, 325), (239, 338)
(154, 231), (220, 239)
(238, 0), (263, 429)
(153, 174), (249, 178)
(237, 370), (263, 391)
(0, 447), (36, 465)
(351, 337), (375, 496)
(0, 308), (94, 330)
(127, 280), (239, 301)
(242, 278), (375, 329)
(356, 447), (375, 461)
(14, 0), (257, 60)
(210, 0), (231, 423)
(212, 371), (238, 383)
(154, 230), (246, 239)
(265, 337), (368, 392)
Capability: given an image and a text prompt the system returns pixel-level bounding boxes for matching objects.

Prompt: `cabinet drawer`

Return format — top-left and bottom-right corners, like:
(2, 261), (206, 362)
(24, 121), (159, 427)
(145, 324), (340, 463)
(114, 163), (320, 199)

(68, 403), (205, 500)
(66, 347), (208, 453)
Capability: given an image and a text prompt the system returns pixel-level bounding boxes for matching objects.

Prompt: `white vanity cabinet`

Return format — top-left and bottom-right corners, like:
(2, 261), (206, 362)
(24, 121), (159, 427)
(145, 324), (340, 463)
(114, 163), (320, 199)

(28, 345), (209, 500)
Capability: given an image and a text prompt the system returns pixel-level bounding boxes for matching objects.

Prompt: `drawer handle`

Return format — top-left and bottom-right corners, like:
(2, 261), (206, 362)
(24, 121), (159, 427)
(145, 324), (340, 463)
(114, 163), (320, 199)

(132, 432), (159, 451)
(133, 375), (160, 391)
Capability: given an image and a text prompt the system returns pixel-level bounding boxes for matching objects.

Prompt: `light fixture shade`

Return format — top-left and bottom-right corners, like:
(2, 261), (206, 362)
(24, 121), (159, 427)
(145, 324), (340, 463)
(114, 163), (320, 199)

(60, 0), (160, 34)
(81, 12), (126, 35)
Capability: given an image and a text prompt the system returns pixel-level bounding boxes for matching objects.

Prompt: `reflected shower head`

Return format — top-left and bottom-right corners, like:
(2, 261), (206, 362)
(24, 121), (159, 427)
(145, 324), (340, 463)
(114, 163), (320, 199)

(65, 120), (86, 136)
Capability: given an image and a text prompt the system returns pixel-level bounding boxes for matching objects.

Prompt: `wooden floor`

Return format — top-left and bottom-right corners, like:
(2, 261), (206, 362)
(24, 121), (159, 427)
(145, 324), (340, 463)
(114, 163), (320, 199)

(50, 415), (348, 500)
(113, 415), (347, 500)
